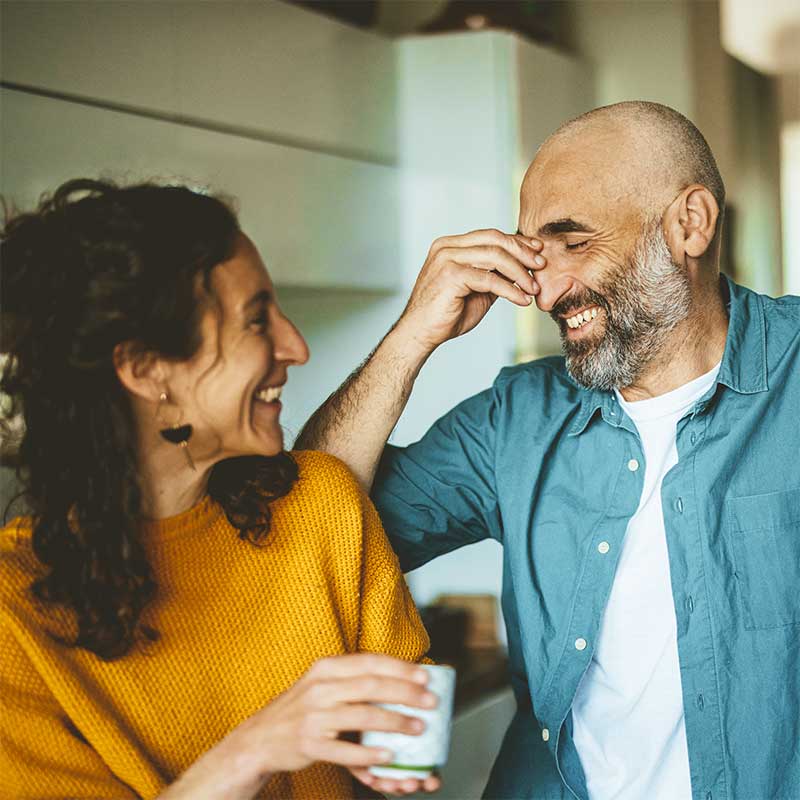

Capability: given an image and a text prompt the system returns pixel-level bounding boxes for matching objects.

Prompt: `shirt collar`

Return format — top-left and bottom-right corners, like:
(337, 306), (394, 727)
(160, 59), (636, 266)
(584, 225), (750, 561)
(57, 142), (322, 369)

(569, 390), (605, 436)
(716, 274), (768, 395)
(568, 275), (768, 437)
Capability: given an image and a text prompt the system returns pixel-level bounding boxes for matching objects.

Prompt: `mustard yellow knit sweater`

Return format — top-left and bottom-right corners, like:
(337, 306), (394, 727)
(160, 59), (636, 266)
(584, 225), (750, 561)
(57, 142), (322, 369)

(0, 451), (429, 799)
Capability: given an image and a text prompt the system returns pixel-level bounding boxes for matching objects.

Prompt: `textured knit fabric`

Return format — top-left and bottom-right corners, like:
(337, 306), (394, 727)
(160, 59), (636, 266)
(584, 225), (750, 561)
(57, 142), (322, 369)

(373, 277), (800, 800)
(0, 450), (430, 799)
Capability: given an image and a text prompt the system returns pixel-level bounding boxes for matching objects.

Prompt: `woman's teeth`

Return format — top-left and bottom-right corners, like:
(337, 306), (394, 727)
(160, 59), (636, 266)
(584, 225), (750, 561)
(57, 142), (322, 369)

(255, 386), (282, 403)
(567, 307), (599, 329)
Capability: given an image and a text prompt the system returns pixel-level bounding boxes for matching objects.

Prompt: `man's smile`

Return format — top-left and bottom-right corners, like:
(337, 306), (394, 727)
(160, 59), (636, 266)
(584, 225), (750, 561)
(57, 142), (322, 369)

(564, 305), (600, 329)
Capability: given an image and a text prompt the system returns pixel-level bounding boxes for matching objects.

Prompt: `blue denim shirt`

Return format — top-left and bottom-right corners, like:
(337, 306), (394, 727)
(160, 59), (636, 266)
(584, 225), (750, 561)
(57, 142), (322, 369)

(372, 278), (800, 800)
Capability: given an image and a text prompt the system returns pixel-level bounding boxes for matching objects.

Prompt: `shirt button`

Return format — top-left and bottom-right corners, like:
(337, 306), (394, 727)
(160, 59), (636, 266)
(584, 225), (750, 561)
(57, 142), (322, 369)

(627, 458), (639, 472)
(598, 541), (610, 554)
(675, 497), (684, 513)
(575, 637), (587, 651)
(686, 595), (695, 613)
(542, 727), (550, 742)
(690, 432), (697, 445)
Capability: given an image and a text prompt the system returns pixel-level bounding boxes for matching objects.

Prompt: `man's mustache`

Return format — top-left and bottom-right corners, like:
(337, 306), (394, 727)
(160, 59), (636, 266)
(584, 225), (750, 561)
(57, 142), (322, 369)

(550, 288), (609, 324)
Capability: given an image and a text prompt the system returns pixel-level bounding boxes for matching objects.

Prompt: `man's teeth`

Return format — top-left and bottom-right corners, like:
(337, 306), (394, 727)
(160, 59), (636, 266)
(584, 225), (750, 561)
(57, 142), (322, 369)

(566, 307), (599, 329)
(255, 386), (282, 403)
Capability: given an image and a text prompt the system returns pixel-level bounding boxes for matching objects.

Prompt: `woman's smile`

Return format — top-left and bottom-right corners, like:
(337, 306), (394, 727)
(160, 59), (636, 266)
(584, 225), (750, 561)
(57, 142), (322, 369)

(253, 382), (284, 423)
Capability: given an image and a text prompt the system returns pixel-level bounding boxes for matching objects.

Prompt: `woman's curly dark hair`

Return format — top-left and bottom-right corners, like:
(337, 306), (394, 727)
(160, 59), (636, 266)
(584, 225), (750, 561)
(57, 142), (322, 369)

(1, 178), (299, 660)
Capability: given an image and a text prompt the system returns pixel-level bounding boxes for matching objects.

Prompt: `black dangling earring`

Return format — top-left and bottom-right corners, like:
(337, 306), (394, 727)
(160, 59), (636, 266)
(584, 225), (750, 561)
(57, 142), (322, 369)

(157, 392), (196, 471)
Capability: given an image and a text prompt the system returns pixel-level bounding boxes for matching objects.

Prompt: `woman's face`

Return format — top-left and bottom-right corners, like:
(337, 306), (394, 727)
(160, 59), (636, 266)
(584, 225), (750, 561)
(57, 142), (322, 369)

(166, 233), (308, 462)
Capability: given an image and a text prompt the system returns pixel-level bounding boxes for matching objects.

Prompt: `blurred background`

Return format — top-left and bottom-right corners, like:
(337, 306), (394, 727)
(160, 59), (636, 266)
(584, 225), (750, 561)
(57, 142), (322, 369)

(1, 1), (798, 795)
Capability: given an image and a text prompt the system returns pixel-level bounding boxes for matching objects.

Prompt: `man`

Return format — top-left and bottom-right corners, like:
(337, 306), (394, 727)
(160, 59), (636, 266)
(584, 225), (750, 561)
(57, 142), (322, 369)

(297, 102), (800, 800)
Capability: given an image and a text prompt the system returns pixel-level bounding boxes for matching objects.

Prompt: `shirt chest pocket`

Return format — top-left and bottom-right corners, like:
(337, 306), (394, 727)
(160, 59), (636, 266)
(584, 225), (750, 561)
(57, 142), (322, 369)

(726, 487), (800, 630)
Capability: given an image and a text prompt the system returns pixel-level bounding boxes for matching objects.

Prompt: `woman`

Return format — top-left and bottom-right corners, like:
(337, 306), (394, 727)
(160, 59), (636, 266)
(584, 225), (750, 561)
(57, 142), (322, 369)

(0, 179), (441, 799)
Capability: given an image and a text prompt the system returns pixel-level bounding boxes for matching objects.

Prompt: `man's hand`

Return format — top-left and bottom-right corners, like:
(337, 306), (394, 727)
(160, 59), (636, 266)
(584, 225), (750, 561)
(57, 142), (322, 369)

(392, 229), (544, 358)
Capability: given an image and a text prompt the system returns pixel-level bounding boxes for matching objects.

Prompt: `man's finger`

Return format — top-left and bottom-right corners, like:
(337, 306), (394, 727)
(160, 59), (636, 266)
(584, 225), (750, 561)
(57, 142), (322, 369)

(439, 245), (538, 294)
(432, 228), (543, 266)
(463, 266), (534, 307)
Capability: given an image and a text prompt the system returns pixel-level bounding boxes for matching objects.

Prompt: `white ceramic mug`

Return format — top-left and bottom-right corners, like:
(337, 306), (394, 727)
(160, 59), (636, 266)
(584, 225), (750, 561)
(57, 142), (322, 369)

(362, 663), (456, 780)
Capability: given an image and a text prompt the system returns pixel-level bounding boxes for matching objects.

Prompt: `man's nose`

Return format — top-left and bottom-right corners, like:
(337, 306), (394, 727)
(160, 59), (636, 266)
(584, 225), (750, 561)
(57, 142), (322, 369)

(531, 247), (575, 313)
(535, 278), (576, 314)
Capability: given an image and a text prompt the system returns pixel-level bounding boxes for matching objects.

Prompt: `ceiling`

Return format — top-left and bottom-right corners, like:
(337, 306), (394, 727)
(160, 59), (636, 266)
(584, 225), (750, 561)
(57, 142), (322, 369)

(285, 0), (575, 48)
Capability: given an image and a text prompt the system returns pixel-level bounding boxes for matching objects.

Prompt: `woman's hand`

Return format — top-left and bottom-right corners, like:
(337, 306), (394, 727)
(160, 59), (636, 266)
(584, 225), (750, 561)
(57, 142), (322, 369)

(159, 654), (438, 799)
(236, 653), (435, 771)
(349, 766), (442, 796)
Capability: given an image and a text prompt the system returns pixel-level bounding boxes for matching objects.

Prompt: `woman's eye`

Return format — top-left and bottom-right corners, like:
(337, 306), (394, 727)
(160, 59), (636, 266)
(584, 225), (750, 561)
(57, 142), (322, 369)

(249, 314), (268, 332)
(566, 240), (590, 251)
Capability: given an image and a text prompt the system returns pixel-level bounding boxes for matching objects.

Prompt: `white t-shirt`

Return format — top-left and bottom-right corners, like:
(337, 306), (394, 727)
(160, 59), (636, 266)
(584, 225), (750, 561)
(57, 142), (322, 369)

(572, 363), (721, 800)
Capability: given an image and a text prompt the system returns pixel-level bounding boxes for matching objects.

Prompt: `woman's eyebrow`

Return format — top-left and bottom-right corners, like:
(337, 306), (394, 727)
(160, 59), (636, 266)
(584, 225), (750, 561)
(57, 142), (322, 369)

(243, 289), (272, 311)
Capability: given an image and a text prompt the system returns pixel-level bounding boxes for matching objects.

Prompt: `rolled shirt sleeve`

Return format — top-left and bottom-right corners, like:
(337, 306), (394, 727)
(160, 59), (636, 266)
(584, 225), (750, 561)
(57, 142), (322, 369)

(371, 386), (502, 572)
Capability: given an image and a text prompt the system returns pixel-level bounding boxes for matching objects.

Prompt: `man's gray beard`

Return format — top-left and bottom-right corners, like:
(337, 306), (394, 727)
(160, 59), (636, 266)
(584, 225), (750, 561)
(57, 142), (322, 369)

(562, 223), (693, 391)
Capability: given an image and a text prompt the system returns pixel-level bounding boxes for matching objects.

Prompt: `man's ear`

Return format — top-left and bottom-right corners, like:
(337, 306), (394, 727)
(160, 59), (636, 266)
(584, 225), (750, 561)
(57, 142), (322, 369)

(664, 184), (720, 262)
(113, 342), (167, 402)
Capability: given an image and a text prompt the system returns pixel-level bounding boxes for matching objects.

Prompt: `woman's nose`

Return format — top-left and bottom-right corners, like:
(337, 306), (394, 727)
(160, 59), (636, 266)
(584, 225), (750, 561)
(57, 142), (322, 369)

(274, 310), (310, 366)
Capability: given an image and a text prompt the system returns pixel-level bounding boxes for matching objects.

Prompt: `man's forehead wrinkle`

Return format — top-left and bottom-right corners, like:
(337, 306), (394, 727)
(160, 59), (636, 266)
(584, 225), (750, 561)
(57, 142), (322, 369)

(521, 170), (624, 236)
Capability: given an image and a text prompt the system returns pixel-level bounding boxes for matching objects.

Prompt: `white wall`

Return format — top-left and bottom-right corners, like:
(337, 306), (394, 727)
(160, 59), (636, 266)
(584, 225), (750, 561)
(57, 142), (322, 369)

(0, 88), (399, 291)
(1, 0), (397, 162)
(278, 288), (403, 441)
(571, 0), (694, 117)
(780, 75), (800, 295)
(0, 2), (401, 290)
(781, 123), (800, 295)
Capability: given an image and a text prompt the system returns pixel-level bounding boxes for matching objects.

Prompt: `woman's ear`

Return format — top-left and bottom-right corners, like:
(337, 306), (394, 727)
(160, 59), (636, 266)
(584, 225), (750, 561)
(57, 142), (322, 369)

(663, 184), (720, 262)
(113, 342), (167, 402)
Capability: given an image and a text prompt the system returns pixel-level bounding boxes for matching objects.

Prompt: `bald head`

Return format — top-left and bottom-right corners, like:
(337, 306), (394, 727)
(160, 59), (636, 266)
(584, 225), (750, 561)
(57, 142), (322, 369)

(528, 101), (725, 234)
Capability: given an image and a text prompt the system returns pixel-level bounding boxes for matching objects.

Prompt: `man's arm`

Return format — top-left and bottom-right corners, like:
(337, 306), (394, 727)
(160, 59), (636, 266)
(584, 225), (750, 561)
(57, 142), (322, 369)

(294, 324), (428, 493)
(295, 229), (543, 490)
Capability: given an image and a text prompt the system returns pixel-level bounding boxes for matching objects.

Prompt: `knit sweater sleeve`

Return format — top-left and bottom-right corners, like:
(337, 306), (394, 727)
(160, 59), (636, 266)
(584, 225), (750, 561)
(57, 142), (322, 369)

(356, 490), (431, 663)
(0, 626), (138, 800)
